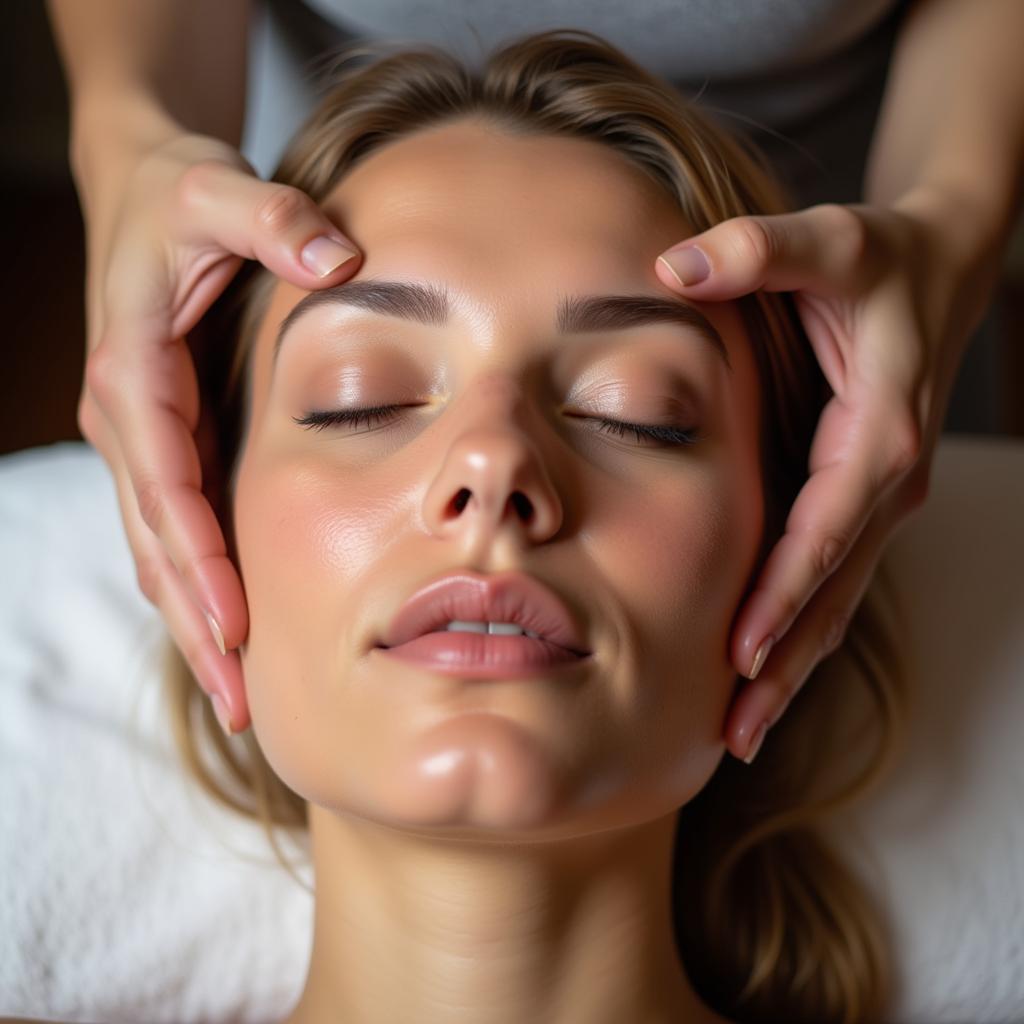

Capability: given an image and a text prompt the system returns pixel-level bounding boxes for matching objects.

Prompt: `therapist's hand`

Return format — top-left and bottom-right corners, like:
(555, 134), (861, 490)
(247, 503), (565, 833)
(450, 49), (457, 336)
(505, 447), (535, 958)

(78, 131), (362, 736)
(655, 190), (1004, 764)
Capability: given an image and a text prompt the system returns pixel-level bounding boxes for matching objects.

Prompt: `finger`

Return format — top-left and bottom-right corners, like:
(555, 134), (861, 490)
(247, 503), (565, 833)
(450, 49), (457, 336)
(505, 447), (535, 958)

(86, 322), (249, 656)
(724, 499), (894, 764)
(176, 158), (361, 288)
(731, 377), (924, 681)
(76, 385), (117, 468)
(656, 203), (872, 301)
(108, 445), (250, 733)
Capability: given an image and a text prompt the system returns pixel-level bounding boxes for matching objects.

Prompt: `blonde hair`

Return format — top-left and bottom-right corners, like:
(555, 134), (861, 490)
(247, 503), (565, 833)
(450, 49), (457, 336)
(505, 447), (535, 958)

(167, 28), (907, 1023)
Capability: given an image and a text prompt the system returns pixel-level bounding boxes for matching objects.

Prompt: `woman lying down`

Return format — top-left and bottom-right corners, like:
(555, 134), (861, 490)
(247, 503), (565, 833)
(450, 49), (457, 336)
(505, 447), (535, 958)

(22, 26), (908, 1024)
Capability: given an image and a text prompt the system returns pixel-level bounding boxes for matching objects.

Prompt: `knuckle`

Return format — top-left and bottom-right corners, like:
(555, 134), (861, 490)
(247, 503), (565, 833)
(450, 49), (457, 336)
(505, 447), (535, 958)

(254, 184), (308, 236)
(894, 415), (923, 473)
(135, 479), (165, 535)
(882, 412), (924, 486)
(76, 392), (101, 443)
(819, 203), (868, 262)
(134, 552), (163, 605)
(731, 216), (777, 269)
(812, 531), (849, 579)
(83, 341), (121, 408)
(821, 607), (851, 658)
(176, 159), (220, 212)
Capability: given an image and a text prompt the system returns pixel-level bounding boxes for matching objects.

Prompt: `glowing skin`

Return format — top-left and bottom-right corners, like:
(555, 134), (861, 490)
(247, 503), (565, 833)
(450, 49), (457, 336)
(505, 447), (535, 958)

(232, 118), (761, 1024)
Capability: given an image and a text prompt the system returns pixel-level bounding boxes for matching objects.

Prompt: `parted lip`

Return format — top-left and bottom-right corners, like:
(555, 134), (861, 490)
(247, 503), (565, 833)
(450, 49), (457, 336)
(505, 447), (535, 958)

(375, 570), (591, 656)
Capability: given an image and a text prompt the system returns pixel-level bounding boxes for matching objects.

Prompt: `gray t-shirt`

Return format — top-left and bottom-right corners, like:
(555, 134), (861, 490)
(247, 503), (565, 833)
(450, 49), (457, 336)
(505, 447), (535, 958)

(241, 0), (907, 208)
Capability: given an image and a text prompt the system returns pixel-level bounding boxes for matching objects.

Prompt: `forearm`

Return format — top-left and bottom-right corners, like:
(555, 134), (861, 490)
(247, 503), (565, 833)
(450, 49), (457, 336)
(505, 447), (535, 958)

(865, 0), (1024, 257)
(46, 0), (251, 164)
(46, 0), (253, 277)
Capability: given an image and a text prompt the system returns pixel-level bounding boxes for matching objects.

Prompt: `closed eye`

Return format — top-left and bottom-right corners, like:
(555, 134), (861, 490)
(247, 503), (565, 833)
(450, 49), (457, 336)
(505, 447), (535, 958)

(293, 404), (700, 447)
(590, 417), (699, 446)
(294, 404), (406, 433)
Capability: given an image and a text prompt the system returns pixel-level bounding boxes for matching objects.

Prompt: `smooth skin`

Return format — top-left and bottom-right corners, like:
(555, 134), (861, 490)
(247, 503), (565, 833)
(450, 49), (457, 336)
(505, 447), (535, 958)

(235, 117), (744, 1024)
(1, 113), (748, 1024)
(45, 0), (1024, 759)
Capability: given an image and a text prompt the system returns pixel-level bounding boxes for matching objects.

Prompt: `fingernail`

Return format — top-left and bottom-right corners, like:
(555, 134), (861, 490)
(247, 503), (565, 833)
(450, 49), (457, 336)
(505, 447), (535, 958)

(211, 692), (235, 737)
(300, 236), (359, 278)
(204, 609), (226, 657)
(658, 246), (710, 286)
(741, 720), (769, 765)
(747, 634), (775, 680)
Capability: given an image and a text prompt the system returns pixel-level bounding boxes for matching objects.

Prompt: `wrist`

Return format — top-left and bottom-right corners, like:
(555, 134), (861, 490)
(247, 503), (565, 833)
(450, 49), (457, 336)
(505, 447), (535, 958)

(888, 178), (1019, 272)
(69, 89), (184, 202)
(888, 179), (1014, 344)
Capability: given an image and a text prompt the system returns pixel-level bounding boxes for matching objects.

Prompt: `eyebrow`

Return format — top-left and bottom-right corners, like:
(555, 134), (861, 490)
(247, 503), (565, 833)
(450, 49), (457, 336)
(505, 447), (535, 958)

(271, 279), (731, 371)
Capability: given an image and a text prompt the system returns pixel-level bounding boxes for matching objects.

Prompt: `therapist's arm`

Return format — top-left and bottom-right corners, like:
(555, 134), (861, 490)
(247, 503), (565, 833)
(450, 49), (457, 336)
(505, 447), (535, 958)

(44, 0), (362, 737)
(866, 0), (1024, 282)
(46, 0), (251, 262)
(656, 0), (1024, 762)
(46, 0), (250, 150)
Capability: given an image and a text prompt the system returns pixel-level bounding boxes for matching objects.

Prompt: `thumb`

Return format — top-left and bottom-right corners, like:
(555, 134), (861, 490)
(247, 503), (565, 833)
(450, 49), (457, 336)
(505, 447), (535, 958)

(178, 158), (362, 286)
(656, 203), (868, 301)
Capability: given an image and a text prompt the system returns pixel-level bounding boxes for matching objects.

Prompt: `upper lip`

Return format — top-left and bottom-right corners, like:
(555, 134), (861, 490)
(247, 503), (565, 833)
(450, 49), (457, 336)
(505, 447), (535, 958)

(376, 570), (591, 656)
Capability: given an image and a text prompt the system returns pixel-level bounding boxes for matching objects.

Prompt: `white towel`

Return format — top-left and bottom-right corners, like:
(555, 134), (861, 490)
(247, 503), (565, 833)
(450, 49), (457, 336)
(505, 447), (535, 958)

(1, 438), (1022, 1022)
(0, 443), (311, 1023)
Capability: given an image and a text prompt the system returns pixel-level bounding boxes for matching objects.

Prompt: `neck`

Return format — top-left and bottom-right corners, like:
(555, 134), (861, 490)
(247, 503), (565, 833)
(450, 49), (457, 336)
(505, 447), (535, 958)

(283, 807), (727, 1024)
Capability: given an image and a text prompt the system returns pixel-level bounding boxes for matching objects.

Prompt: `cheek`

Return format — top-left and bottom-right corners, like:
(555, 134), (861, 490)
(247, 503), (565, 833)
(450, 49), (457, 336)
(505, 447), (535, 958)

(231, 455), (407, 785)
(597, 459), (762, 800)
(234, 456), (397, 623)
(566, 453), (763, 816)
(594, 462), (762, 662)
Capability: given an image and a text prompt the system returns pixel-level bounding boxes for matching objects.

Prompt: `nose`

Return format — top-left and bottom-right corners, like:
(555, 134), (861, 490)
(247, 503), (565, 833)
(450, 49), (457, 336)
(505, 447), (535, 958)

(421, 378), (565, 549)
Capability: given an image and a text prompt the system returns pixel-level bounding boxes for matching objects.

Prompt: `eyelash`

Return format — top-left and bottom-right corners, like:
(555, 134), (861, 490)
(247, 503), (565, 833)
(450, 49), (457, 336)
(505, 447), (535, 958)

(293, 404), (700, 447)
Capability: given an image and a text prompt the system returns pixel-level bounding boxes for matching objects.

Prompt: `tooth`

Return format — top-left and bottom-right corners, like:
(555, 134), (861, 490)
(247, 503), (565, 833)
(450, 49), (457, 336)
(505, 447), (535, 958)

(445, 620), (489, 634)
(488, 622), (526, 636)
(442, 620), (540, 637)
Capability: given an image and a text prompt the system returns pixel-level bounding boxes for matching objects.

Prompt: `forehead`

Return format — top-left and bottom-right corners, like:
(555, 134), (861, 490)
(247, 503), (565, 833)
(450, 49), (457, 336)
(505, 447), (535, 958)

(259, 118), (698, 325)
(248, 119), (750, 385)
(325, 118), (691, 262)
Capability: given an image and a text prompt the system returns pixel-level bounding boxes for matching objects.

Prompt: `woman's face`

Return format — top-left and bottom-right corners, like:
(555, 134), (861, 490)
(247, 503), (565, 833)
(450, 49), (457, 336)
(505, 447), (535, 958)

(232, 118), (764, 841)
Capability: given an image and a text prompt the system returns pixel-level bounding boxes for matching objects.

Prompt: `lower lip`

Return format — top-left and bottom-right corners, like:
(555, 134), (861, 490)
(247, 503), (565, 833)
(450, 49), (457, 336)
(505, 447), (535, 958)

(374, 632), (591, 678)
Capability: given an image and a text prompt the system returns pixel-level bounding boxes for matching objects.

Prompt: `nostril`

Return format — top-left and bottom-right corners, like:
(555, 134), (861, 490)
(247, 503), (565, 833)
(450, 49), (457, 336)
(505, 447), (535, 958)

(511, 492), (533, 520)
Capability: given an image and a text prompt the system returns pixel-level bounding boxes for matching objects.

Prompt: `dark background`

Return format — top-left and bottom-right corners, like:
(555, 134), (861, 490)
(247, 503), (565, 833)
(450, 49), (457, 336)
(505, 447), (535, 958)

(2, 1), (1023, 459)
